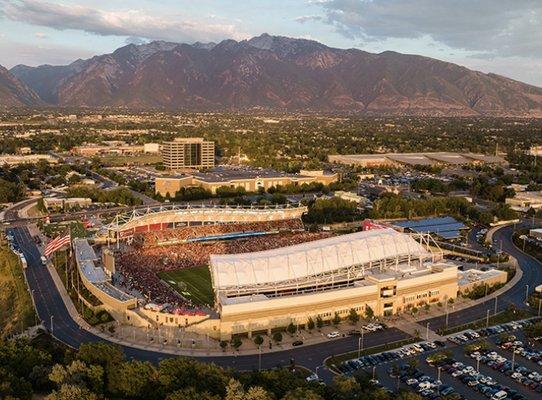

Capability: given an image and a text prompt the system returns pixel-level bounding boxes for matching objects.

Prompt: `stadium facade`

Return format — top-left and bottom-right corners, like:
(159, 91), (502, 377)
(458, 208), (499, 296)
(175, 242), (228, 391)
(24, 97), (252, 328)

(103, 203), (307, 241)
(76, 206), (460, 341)
(209, 228), (458, 339)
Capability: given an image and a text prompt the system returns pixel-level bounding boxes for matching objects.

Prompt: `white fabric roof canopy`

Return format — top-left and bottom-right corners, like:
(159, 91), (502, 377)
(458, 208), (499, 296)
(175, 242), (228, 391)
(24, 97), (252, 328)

(210, 228), (430, 290)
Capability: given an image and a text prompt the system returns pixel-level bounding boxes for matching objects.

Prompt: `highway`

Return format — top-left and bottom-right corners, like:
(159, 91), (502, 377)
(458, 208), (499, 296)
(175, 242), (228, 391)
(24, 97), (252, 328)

(8, 221), (542, 380)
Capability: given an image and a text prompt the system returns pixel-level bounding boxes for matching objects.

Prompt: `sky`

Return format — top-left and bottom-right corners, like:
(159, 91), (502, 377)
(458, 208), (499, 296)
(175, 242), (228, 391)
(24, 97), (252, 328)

(1, 0), (541, 86)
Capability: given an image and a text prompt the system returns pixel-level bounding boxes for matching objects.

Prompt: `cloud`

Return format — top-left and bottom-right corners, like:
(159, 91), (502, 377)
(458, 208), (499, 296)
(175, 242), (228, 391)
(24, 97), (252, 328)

(313, 0), (542, 58)
(34, 31), (47, 39)
(1, 0), (249, 43)
(0, 40), (95, 68)
(125, 36), (147, 46)
(294, 15), (322, 23)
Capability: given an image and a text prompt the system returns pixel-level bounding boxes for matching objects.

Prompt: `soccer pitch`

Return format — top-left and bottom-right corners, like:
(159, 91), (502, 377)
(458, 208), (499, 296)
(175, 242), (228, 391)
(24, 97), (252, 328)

(158, 266), (215, 306)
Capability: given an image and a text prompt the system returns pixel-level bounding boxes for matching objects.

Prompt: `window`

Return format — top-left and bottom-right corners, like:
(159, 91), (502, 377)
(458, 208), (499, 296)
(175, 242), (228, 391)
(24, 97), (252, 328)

(404, 295), (415, 303)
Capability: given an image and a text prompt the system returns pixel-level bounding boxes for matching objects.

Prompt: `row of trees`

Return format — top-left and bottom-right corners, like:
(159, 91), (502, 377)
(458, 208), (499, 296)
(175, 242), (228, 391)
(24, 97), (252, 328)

(369, 193), (517, 226)
(0, 338), (424, 400)
(65, 186), (142, 206)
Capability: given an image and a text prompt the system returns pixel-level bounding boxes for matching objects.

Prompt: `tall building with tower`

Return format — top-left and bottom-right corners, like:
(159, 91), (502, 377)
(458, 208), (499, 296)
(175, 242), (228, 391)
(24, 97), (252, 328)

(161, 138), (215, 170)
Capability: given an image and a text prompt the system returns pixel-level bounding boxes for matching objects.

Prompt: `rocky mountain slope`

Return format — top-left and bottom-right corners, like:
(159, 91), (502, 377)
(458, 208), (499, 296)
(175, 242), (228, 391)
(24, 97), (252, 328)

(9, 34), (542, 116)
(0, 65), (41, 108)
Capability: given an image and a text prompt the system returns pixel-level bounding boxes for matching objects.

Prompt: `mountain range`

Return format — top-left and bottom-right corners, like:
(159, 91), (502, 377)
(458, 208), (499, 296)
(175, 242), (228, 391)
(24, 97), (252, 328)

(2, 33), (542, 116)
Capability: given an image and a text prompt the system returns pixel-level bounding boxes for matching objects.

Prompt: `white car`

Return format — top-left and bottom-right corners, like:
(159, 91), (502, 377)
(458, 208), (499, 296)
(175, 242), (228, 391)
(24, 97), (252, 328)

(327, 331), (340, 339)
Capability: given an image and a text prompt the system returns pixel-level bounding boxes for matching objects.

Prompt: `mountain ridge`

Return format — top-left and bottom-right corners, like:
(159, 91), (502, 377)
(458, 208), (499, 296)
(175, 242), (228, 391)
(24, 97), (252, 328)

(6, 34), (542, 116)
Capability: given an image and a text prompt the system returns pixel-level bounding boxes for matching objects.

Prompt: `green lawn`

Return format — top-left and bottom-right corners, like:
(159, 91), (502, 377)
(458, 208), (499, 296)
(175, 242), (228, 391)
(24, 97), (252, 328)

(0, 242), (36, 337)
(158, 266), (215, 306)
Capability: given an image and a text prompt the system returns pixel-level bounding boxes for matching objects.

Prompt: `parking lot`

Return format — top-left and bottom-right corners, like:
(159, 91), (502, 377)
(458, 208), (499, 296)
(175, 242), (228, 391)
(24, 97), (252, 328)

(334, 318), (541, 400)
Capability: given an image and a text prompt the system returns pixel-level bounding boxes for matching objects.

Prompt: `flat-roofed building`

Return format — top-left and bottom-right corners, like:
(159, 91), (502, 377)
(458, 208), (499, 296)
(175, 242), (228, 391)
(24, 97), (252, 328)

(0, 154), (57, 166)
(162, 137), (215, 170)
(43, 197), (92, 210)
(505, 191), (542, 211)
(329, 152), (507, 168)
(458, 268), (507, 293)
(154, 167), (338, 196)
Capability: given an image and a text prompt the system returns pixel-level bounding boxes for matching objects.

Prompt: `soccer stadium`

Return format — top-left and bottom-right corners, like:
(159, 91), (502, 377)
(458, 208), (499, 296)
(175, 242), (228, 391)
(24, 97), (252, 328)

(75, 205), (460, 340)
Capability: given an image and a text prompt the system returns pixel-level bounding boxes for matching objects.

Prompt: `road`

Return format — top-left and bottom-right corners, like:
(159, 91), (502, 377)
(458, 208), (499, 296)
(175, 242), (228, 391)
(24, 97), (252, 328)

(8, 221), (542, 381)
(420, 223), (542, 331)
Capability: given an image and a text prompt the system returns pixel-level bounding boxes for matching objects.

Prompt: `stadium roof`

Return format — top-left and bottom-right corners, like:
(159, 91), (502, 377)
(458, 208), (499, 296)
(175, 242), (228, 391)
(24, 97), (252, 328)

(210, 228), (430, 291)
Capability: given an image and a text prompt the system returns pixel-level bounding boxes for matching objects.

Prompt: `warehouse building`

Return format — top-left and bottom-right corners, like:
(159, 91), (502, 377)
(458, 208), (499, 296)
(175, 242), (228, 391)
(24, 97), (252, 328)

(329, 152), (507, 168)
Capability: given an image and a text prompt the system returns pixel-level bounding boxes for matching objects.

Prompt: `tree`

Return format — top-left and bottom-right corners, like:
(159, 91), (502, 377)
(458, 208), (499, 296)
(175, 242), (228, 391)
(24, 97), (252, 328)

(48, 360), (104, 395)
(253, 335), (264, 347)
(282, 387), (324, 400)
(286, 322), (296, 336)
(316, 316), (324, 330)
(332, 312), (341, 326)
(231, 337), (243, 350)
(365, 305), (374, 320)
(272, 331), (283, 344)
(108, 360), (158, 400)
(224, 378), (273, 400)
(166, 387), (220, 400)
(348, 308), (360, 324)
(332, 376), (362, 400)
(45, 384), (98, 400)
(307, 317), (315, 331)
(396, 392), (424, 400)
(158, 358), (228, 397)
(76, 343), (123, 391)
(0, 366), (33, 400)
(524, 320), (542, 339)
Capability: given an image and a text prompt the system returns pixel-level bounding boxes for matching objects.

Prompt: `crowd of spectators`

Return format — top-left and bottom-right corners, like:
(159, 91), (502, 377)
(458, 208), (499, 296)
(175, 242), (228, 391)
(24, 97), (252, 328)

(116, 219), (331, 309)
(139, 218), (305, 246)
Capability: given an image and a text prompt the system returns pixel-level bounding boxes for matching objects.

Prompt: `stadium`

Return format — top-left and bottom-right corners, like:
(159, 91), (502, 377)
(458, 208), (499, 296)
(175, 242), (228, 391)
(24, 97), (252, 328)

(75, 204), (460, 340)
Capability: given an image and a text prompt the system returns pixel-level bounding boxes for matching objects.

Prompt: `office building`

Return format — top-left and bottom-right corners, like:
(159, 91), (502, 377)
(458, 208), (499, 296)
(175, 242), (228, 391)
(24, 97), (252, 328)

(162, 138), (215, 170)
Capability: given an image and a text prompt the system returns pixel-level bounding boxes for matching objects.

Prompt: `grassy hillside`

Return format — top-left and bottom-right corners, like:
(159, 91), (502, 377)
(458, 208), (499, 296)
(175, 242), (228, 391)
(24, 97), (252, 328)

(0, 239), (36, 337)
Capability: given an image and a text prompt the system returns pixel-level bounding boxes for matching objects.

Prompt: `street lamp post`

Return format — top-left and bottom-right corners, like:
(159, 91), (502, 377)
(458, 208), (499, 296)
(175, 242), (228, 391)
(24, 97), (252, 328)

(525, 285), (529, 303)
(358, 335), (364, 358)
(476, 356), (481, 373)
(426, 322), (430, 341)
(258, 345), (262, 371)
(511, 350), (516, 372)
(486, 309), (490, 328)
(50, 315), (54, 335)
(494, 296), (498, 316)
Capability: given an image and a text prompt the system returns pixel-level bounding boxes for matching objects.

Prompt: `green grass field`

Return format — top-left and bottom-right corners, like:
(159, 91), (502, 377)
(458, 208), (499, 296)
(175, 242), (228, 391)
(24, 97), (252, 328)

(0, 242), (36, 337)
(158, 266), (215, 306)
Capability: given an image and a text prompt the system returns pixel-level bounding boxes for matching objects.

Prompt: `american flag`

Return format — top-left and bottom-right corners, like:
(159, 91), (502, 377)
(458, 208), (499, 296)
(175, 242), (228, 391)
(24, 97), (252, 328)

(44, 232), (71, 258)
